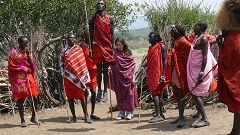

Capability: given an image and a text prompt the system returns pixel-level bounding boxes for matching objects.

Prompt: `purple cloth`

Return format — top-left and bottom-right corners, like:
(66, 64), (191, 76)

(110, 49), (138, 112)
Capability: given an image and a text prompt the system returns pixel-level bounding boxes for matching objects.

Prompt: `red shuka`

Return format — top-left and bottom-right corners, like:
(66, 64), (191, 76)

(146, 42), (168, 96)
(218, 31), (240, 113)
(81, 43), (98, 90)
(172, 36), (191, 95)
(93, 13), (115, 65)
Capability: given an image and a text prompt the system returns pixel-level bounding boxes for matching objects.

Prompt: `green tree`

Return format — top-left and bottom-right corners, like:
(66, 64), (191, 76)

(0, 0), (135, 39)
(140, 0), (216, 44)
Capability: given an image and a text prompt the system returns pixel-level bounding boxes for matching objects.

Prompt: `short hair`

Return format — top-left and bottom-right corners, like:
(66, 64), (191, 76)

(149, 32), (162, 42)
(196, 21), (208, 31)
(175, 25), (186, 36)
(18, 36), (28, 44)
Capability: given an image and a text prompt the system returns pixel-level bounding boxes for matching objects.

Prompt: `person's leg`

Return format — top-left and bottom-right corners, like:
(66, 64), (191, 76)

(192, 96), (209, 128)
(171, 86), (185, 128)
(102, 60), (109, 103)
(68, 99), (76, 122)
(80, 98), (92, 123)
(160, 91), (166, 113)
(96, 63), (103, 102)
(17, 99), (26, 127)
(149, 95), (164, 123)
(30, 96), (40, 124)
(159, 93), (165, 119)
(90, 88), (100, 120)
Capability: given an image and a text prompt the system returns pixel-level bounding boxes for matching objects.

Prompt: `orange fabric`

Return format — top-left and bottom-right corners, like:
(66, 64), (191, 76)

(218, 31), (240, 113)
(146, 42), (168, 96)
(172, 36), (191, 95)
(208, 79), (217, 93)
(81, 43), (98, 89)
(64, 78), (85, 100)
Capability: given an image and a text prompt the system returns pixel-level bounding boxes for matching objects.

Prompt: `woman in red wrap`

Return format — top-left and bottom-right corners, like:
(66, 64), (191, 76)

(8, 36), (40, 127)
(216, 0), (240, 134)
(145, 32), (168, 123)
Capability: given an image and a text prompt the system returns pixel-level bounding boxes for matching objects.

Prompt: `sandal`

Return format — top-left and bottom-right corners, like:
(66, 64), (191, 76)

(192, 120), (210, 128)
(21, 122), (27, 127)
(148, 116), (164, 123)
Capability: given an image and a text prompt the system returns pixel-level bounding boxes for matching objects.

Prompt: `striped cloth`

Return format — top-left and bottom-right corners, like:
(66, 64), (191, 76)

(61, 45), (90, 91)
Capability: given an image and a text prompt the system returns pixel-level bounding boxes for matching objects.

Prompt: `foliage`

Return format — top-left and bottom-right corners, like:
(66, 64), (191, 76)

(140, 0), (216, 44)
(0, 0), (135, 40)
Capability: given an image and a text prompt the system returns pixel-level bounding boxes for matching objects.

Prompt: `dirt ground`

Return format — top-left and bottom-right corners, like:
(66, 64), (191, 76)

(0, 92), (234, 135)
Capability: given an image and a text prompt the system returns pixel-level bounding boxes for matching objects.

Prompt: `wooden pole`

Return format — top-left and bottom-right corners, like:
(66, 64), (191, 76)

(138, 71), (144, 123)
(108, 71), (113, 120)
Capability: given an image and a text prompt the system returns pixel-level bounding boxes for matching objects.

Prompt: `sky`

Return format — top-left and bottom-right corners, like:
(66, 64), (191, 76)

(118, 0), (225, 29)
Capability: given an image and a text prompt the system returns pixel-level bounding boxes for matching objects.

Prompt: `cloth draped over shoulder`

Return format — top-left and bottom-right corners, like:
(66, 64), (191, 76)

(8, 48), (38, 100)
(218, 31), (240, 113)
(171, 36), (191, 95)
(110, 49), (138, 112)
(81, 43), (98, 90)
(60, 45), (90, 99)
(146, 41), (168, 96)
(93, 13), (115, 65)
(187, 35), (218, 96)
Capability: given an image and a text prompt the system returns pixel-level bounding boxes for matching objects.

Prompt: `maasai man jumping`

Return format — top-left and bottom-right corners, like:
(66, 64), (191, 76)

(169, 25), (191, 128)
(110, 37), (138, 120)
(8, 36), (40, 127)
(60, 34), (92, 123)
(145, 32), (168, 123)
(187, 22), (218, 128)
(216, 0), (240, 134)
(89, 0), (115, 103)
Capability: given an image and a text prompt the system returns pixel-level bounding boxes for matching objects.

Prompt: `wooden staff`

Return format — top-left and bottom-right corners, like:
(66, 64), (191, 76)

(83, 0), (93, 58)
(108, 70), (113, 120)
(181, 64), (218, 101)
(61, 39), (71, 124)
(138, 72), (144, 123)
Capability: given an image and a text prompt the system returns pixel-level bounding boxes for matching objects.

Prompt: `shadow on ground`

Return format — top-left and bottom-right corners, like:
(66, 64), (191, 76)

(47, 128), (95, 133)
(132, 116), (197, 132)
(40, 116), (69, 123)
(0, 124), (19, 129)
